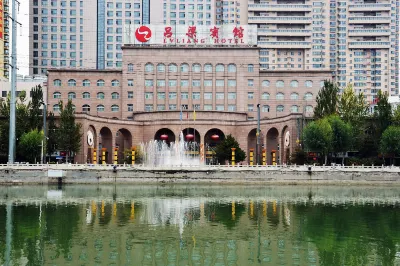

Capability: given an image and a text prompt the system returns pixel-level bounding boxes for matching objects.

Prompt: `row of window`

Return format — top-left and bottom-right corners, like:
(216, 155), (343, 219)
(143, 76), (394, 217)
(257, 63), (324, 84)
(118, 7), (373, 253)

(143, 63), (239, 73)
(53, 104), (314, 113)
(54, 78), (319, 89)
(53, 79), (120, 87)
(53, 91), (314, 101)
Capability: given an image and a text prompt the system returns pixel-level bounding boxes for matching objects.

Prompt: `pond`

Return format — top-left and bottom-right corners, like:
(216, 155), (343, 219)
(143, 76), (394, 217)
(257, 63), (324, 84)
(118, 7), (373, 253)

(0, 184), (399, 265)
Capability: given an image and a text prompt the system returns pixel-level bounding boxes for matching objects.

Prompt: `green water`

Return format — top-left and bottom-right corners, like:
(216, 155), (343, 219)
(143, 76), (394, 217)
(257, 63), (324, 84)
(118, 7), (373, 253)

(0, 185), (399, 266)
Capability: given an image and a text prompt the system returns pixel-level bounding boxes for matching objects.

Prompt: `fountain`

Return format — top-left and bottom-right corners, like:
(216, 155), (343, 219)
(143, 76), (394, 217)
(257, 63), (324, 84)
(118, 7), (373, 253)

(140, 131), (201, 166)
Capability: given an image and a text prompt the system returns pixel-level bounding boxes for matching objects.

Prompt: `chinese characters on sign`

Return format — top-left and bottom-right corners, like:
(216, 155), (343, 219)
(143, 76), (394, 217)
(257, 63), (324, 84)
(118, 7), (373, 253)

(124, 25), (258, 46)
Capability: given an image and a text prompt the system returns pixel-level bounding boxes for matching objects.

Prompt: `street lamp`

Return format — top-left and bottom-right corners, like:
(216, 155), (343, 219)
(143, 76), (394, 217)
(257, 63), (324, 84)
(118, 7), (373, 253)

(41, 102), (47, 164)
(256, 104), (261, 165)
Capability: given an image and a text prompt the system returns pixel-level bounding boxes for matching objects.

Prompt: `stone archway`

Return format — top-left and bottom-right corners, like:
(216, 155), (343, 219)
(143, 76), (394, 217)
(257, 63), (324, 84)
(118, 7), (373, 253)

(87, 125), (97, 163)
(116, 128), (132, 164)
(181, 128), (201, 144)
(204, 128), (225, 165)
(266, 128), (279, 165)
(99, 127), (113, 164)
(247, 129), (257, 164)
(154, 128), (176, 144)
(281, 126), (290, 165)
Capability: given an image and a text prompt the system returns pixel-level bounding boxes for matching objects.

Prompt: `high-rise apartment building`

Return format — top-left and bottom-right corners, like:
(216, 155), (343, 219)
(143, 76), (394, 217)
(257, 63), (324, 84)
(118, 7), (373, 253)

(0, 0), (9, 79)
(30, 0), (399, 98)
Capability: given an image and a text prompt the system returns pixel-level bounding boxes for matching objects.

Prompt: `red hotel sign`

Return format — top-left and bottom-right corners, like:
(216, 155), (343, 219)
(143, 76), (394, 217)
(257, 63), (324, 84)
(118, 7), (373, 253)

(124, 25), (257, 46)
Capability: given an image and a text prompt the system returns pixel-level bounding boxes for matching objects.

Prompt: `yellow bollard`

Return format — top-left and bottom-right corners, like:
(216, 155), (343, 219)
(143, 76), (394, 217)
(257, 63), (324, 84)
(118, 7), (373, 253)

(113, 148), (118, 165)
(113, 202), (117, 217)
(101, 148), (107, 165)
(249, 148), (254, 166)
(131, 146), (136, 165)
(232, 201), (236, 220)
(262, 149), (266, 166)
(200, 144), (204, 164)
(263, 200), (267, 217)
(273, 200), (277, 216)
(250, 200), (254, 218)
(231, 148), (236, 165)
(91, 200), (97, 215)
(93, 149), (97, 164)
(271, 150), (276, 166)
(130, 201), (135, 220)
(101, 200), (105, 217)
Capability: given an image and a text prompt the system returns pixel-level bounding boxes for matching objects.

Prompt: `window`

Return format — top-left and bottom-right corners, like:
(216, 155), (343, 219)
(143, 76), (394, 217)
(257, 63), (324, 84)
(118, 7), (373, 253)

(291, 105), (299, 113)
(128, 91), (134, 99)
(157, 80), (165, 87)
(277, 105), (284, 112)
(97, 92), (105, 99)
(128, 79), (134, 87)
(261, 92), (270, 100)
(97, 105), (105, 112)
(227, 64), (236, 72)
(304, 92), (313, 100)
(169, 104), (177, 110)
(192, 92), (200, 100)
(169, 92), (177, 99)
(276, 93), (284, 100)
(262, 80), (270, 87)
(204, 105), (212, 111)
(204, 80), (212, 87)
(306, 105), (313, 112)
(82, 92), (90, 99)
(204, 92), (212, 100)
(216, 93), (224, 100)
(68, 92), (76, 99)
(145, 105), (153, 112)
(157, 63), (165, 72)
(111, 92), (120, 99)
(216, 64), (224, 72)
(145, 80), (154, 87)
(111, 80), (120, 86)
(83, 79), (90, 86)
(192, 63), (201, 72)
(53, 92), (61, 99)
(228, 80), (236, 87)
(168, 63), (178, 72)
(181, 80), (189, 87)
(192, 80), (200, 87)
(181, 92), (189, 99)
(145, 92), (153, 99)
(53, 79), (61, 86)
(248, 79), (254, 87)
(276, 80), (284, 88)
(228, 92), (236, 99)
(53, 104), (60, 112)
(305, 80), (313, 88)
(111, 105), (119, 112)
(180, 63), (189, 72)
(157, 92), (166, 99)
(145, 63), (154, 72)
(262, 105), (270, 112)
(216, 105), (224, 111)
(204, 64), (212, 72)
(168, 80), (177, 87)
(290, 93), (299, 100)
(228, 105), (236, 111)
(127, 63), (134, 72)
(248, 92), (254, 99)
(127, 104), (133, 112)
(157, 105), (165, 111)
(248, 64), (254, 72)
(97, 79), (105, 86)
(82, 104), (90, 112)
(68, 79), (76, 86)
(290, 80), (298, 88)
(248, 104), (254, 112)
(216, 79), (224, 87)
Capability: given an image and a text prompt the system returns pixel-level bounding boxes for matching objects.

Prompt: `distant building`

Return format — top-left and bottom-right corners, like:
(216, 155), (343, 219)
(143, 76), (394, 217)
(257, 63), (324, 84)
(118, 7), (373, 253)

(0, 0), (9, 79)
(0, 75), (47, 103)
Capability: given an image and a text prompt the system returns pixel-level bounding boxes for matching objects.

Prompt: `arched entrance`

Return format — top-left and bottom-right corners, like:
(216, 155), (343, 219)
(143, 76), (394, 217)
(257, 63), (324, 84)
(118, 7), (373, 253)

(99, 127), (113, 164)
(181, 128), (201, 144)
(116, 128), (132, 164)
(247, 129), (257, 164)
(154, 128), (176, 144)
(266, 128), (279, 165)
(87, 125), (97, 163)
(204, 128), (225, 165)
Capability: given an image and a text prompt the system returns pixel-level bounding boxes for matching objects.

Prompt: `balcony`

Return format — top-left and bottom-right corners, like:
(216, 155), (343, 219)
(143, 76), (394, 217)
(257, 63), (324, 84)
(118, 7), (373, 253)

(248, 4), (312, 12)
(348, 4), (391, 12)
(348, 16), (391, 24)
(248, 16), (312, 24)
(257, 41), (311, 49)
(257, 28), (312, 36)
(348, 41), (390, 49)
(348, 29), (391, 37)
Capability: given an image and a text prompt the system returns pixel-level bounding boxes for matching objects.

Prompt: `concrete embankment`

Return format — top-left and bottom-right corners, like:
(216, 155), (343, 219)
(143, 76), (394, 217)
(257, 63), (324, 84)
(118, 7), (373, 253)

(0, 165), (399, 185)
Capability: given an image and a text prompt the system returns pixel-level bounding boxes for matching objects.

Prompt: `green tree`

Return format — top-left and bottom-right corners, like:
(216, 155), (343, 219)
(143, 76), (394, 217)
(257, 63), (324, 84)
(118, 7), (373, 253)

(46, 111), (58, 156)
(380, 126), (400, 165)
(391, 105), (400, 126)
(313, 80), (339, 119)
(327, 115), (352, 165)
(374, 90), (392, 134)
(302, 118), (333, 164)
(57, 100), (82, 162)
(214, 134), (246, 164)
(28, 85), (44, 131)
(18, 129), (44, 163)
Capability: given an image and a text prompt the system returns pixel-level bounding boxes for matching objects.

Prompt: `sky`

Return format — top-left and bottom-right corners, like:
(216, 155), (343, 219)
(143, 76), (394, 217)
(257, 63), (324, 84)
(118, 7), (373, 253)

(14, 0), (30, 76)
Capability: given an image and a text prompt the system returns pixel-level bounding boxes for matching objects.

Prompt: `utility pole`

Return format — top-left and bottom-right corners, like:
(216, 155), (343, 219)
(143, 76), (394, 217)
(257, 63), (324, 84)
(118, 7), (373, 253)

(256, 104), (261, 165)
(7, 0), (21, 164)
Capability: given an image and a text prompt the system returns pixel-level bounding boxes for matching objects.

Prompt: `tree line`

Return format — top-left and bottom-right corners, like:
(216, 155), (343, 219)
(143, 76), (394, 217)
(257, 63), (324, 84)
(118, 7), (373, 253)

(0, 86), (82, 163)
(298, 80), (400, 165)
